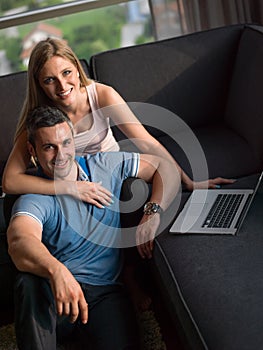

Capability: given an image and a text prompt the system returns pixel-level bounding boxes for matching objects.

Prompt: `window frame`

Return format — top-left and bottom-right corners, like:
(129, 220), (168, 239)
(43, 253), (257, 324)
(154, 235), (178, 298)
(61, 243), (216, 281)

(0, 0), (129, 30)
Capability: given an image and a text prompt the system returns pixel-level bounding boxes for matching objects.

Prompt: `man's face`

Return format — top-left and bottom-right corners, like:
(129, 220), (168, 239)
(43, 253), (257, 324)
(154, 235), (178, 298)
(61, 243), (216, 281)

(29, 122), (76, 180)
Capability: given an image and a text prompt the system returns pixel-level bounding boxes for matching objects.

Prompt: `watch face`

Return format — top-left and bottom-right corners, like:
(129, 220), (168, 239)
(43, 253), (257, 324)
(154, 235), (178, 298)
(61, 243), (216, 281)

(152, 203), (158, 212)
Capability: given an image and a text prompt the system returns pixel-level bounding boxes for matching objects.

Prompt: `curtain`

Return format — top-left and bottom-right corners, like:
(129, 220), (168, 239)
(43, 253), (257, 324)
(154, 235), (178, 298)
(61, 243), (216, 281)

(149, 0), (263, 39)
(179, 0), (263, 34)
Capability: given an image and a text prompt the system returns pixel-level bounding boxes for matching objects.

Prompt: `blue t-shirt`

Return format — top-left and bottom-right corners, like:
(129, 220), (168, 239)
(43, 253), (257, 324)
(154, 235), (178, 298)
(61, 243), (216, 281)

(11, 152), (140, 286)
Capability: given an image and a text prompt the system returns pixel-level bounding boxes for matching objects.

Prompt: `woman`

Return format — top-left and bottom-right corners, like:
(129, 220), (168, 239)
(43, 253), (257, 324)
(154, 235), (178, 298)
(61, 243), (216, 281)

(3, 38), (232, 202)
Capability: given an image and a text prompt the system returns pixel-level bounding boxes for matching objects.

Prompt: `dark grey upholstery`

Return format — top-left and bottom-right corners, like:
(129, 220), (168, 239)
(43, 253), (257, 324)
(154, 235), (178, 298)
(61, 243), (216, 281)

(89, 24), (263, 349)
(90, 24), (263, 180)
(0, 71), (27, 313)
(152, 174), (263, 350)
(90, 25), (241, 129)
(225, 26), (263, 162)
(0, 71), (27, 178)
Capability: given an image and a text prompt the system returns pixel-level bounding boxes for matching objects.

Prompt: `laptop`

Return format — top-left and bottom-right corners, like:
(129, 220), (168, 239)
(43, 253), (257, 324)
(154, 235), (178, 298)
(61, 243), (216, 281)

(169, 172), (263, 235)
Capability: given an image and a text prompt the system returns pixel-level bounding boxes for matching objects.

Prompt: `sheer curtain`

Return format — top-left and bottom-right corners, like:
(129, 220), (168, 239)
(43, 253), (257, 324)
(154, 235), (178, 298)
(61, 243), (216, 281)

(149, 0), (263, 39)
(180, 0), (263, 33)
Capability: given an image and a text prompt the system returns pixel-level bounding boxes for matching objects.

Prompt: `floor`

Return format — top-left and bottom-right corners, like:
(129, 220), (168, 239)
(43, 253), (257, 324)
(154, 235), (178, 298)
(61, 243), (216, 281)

(150, 285), (184, 350)
(137, 262), (185, 350)
(0, 302), (183, 350)
(0, 262), (185, 350)
(0, 308), (13, 327)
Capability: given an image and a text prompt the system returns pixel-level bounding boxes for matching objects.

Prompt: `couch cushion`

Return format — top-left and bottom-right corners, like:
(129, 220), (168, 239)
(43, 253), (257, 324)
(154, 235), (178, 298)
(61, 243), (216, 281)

(90, 24), (244, 130)
(152, 174), (263, 350)
(0, 197), (16, 309)
(150, 122), (261, 180)
(225, 26), (263, 166)
(79, 58), (90, 77)
(0, 71), (27, 179)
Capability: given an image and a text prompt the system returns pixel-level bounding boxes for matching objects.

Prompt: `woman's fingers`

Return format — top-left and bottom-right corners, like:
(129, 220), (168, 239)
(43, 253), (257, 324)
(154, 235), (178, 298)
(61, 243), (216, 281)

(193, 177), (236, 190)
(208, 177), (236, 189)
(76, 181), (113, 206)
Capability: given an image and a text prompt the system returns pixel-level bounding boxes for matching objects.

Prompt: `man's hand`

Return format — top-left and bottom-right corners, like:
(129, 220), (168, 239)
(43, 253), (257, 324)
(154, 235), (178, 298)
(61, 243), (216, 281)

(49, 263), (88, 324)
(136, 213), (160, 259)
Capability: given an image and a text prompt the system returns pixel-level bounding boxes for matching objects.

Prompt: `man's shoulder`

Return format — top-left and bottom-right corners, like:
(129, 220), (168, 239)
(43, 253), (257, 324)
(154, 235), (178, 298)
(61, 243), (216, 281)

(11, 193), (56, 222)
(76, 152), (139, 179)
(19, 193), (53, 199)
(85, 151), (139, 162)
(15, 193), (55, 206)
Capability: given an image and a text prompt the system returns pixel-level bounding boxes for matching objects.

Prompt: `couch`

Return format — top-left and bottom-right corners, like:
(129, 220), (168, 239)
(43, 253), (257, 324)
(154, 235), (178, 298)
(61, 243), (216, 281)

(1, 23), (263, 349)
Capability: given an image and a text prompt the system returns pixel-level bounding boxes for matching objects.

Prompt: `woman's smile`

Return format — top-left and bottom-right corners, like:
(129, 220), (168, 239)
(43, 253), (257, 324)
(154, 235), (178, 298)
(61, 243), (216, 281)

(57, 88), (73, 99)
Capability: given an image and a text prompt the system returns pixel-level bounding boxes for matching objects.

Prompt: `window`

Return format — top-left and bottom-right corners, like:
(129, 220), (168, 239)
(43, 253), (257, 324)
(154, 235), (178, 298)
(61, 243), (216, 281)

(149, 0), (183, 40)
(0, 0), (155, 75)
(1, 0), (259, 76)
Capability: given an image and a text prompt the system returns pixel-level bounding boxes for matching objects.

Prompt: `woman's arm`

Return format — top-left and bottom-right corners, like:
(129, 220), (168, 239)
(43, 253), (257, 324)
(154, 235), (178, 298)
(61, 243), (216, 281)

(2, 131), (113, 206)
(96, 83), (235, 190)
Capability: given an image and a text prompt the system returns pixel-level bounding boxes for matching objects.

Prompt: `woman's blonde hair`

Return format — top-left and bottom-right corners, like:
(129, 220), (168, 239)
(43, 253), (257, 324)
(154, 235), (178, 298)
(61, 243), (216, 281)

(15, 37), (92, 140)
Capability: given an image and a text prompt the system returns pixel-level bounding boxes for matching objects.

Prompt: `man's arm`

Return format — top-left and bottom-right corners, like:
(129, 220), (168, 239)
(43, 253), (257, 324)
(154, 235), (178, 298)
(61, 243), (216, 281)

(135, 154), (181, 258)
(7, 215), (88, 324)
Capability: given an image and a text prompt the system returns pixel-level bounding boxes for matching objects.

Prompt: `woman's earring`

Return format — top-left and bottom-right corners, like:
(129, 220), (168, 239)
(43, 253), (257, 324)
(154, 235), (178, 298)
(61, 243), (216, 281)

(31, 155), (38, 167)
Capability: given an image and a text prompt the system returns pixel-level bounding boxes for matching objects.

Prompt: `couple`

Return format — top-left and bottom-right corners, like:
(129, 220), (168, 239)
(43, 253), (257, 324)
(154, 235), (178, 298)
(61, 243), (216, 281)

(3, 35), (233, 307)
(4, 38), (233, 349)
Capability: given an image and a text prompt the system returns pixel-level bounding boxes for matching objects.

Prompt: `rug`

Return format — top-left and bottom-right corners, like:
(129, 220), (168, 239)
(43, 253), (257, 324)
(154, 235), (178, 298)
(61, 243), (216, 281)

(0, 310), (166, 350)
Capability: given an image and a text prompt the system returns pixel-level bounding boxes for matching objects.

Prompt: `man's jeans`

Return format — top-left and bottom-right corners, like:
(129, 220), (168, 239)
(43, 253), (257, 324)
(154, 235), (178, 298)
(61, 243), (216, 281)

(14, 273), (140, 350)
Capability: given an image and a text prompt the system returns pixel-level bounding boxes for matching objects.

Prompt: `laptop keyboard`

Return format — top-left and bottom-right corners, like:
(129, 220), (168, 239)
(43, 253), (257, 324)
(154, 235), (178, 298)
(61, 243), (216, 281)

(202, 193), (245, 228)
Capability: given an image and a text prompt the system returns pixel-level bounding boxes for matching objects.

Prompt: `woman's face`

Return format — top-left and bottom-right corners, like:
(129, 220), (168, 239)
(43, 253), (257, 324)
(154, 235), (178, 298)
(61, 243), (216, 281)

(38, 55), (80, 109)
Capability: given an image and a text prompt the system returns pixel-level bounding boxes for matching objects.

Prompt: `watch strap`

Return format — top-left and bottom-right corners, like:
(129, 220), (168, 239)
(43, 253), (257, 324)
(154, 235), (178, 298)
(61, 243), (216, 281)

(143, 202), (163, 215)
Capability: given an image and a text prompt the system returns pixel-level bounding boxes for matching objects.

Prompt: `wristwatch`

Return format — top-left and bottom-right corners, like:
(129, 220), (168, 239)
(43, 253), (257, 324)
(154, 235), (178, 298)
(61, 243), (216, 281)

(143, 202), (163, 215)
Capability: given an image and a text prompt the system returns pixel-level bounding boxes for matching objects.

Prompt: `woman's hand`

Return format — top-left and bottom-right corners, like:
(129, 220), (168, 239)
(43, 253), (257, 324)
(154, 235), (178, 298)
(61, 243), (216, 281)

(185, 177), (236, 191)
(70, 181), (113, 208)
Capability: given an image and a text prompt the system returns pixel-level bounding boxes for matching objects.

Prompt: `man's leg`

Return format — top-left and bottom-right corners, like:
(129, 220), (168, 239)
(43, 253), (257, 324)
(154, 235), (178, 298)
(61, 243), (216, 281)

(77, 283), (140, 350)
(14, 272), (58, 350)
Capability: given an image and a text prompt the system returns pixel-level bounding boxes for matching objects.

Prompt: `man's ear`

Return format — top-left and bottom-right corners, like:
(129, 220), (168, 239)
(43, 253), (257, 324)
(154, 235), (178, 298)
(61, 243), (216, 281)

(27, 141), (36, 158)
(27, 141), (38, 167)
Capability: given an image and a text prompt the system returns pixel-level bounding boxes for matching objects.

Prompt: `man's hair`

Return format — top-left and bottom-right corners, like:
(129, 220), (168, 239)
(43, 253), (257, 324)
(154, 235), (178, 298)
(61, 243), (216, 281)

(26, 106), (74, 147)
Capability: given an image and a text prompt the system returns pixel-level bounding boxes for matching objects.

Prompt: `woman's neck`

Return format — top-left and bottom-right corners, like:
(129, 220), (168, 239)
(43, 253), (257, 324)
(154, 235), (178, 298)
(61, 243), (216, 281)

(64, 86), (91, 125)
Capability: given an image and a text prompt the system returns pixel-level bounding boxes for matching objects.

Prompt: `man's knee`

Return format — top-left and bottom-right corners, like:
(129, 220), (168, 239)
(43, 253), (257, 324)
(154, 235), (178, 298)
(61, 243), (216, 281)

(15, 272), (53, 308)
(16, 272), (42, 294)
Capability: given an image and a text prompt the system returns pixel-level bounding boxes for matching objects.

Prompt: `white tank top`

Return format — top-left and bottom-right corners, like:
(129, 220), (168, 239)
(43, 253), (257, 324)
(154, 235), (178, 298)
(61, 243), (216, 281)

(74, 82), (120, 156)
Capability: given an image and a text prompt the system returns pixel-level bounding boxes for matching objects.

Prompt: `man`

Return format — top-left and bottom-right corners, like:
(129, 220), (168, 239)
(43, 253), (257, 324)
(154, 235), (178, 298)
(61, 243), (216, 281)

(7, 106), (180, 350)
